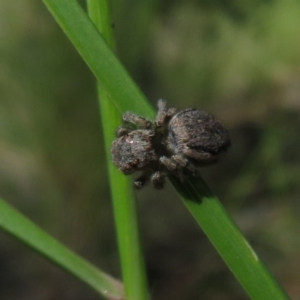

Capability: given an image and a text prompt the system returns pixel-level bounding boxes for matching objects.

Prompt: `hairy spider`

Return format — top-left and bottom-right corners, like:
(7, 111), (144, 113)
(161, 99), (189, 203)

(111, 100), (230, 189)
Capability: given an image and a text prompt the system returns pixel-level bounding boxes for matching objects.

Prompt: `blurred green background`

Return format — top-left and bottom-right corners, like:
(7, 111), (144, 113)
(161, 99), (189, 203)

(1, 0), (300, 299)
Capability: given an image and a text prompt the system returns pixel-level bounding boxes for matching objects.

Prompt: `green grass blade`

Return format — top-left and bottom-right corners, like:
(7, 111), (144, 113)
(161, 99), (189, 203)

(87, 0), (150, 299)
(0, 198), (124, 299)
(42, 1), (290, 299)
(171, 176), (290, 300)
(42, 0), (154, 118)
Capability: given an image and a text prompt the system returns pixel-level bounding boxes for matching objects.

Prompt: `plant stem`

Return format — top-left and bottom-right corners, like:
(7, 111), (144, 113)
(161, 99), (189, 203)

(171, 175), (290, 300)
(87, 1), (150, 299)
(0, 198), (124, 299)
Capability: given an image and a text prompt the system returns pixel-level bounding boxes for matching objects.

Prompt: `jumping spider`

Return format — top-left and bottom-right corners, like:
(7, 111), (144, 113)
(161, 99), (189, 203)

(111, 100), (230, 189)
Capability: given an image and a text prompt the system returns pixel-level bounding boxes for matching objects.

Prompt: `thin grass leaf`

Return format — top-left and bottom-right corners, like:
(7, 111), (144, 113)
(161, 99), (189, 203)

(171, 176), (290, 299)
(43, 0), (154, 119)
(0, 198), (124, 299)
(87, 0), (149, 299)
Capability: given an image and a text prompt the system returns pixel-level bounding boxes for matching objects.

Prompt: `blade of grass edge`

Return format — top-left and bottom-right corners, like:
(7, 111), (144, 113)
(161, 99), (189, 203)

(42, 1), (290, 299)
(87, 1), (150, 299)
(0, 198), (124, 299)
(170, 176), (290, 300)
(43, 0), (154, 119)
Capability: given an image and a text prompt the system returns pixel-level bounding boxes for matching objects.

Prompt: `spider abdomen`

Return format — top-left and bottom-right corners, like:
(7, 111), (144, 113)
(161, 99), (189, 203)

(167, 109), (231, 165)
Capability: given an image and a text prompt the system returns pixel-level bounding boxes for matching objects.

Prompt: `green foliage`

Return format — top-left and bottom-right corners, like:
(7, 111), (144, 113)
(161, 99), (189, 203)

(0, 197), (124, 299)
(0, 0), (299, 299)
(87, 0), (150, 299)
(43, 0), (290, 299)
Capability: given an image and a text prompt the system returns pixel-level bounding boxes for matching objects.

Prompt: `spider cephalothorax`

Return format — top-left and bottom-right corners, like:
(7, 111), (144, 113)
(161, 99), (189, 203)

(111, 100), (230, 189)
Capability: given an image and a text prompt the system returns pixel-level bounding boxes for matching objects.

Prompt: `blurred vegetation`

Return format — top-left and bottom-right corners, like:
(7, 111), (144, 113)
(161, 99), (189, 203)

(0, 0), (300, 299)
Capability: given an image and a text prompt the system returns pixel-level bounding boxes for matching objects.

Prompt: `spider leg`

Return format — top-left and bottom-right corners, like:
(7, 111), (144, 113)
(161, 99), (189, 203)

(181, 148), (215, 165)
(151, 171), (165, 189)
(171, 154), (188, 168)
(154, 99), (176, 128)
(159, 156), (177, 171)
(116, 126), (132, 137)
(123, 112), (152, 129)
(172, 154), (198, 177)
(155, 99), (167, 127)
(160, 155), (198, 181)
(133, 172), (151, 189)
(159, 156), (185, 181)
(167, 107), (176, 118)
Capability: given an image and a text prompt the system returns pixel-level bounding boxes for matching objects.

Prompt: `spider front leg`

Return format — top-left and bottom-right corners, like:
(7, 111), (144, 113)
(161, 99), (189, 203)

(116, 126), (132, 137)
(123, 112), (152, 129)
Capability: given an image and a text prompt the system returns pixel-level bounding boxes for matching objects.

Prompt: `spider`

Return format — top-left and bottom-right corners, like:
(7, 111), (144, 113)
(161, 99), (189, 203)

(111, 100), (230, 189)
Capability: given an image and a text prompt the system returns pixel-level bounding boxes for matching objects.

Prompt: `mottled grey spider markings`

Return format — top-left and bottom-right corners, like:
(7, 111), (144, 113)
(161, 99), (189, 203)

(111, 100), (230, 189)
